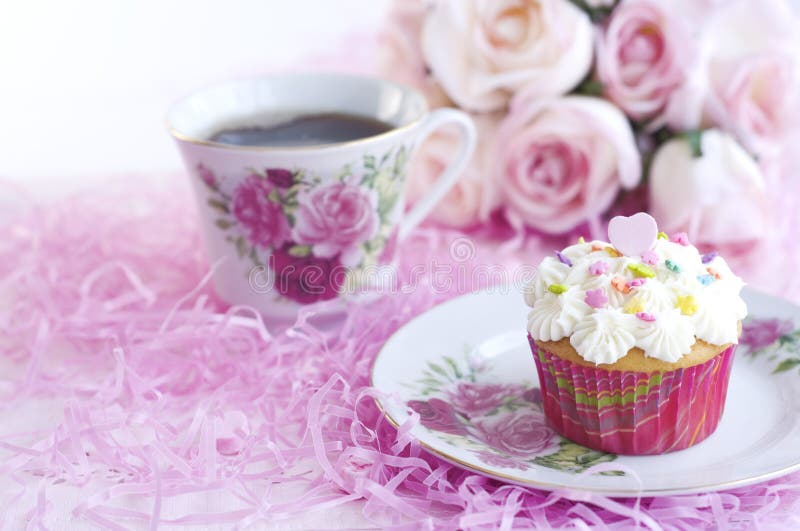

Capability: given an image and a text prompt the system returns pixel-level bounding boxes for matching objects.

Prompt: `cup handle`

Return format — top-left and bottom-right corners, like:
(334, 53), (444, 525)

(398, 108), (477, 240)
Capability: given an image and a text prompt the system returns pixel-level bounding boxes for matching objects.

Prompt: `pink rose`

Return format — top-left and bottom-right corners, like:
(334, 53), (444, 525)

(271, 243), (346, 304)
(496, 96), (641, 233)
(265, 168), (294, 188)
(596, 0), (692, 121)
(648, 129), (768, 246)
(473, 410), (558, 457)
(421, 0), (593, 112)
(447, 382), (519, 416)
(741, 318), (793, 351)
(406, 114), (500, 229)
(474, 450), (530, 471)
(663, 0), (800, 154)
(231, 175), (290, 249)
(407, 398), (466, 435)
(292, 182), (379, 267)
(377, 0), (451, 108)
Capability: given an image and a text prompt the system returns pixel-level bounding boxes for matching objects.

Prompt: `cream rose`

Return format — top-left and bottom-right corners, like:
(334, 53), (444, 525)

(377, 0), (451, 108)
(496, 95), (641, 234)
(420, 0), (593, 112)
(406, 114), (500, 229)
(596, 0), (692, 121)
(648, 129), (768, 246)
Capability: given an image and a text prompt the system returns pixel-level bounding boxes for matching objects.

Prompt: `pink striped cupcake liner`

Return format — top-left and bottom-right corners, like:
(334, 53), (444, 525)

(529, 335), (736, 455)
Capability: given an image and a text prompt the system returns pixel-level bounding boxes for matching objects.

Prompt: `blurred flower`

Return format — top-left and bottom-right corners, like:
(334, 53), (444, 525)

(596, 0), (692, 121)
(420, 0), (593, 112)
(496, 95), (640, 234)
(231, 175), (290, 249)
(377, 0), (450, 108)
(648, 129), (768, 246)
(473, 410), (558, 457)
(663, 0), (800, 155)
(407, 398), (466, 435)
(271, 243), (346, 304)
(740, 318), (793, 351)
(406, 113), (501, 229)
(446, 382), (521, 415)
(265, 168), (294, 188)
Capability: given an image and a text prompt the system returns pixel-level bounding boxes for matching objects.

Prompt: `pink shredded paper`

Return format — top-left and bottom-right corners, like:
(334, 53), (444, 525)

(1, 177), (799, 529)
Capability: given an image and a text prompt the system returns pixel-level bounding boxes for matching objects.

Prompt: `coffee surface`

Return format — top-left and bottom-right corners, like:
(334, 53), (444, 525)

(209, 113), (394, 147)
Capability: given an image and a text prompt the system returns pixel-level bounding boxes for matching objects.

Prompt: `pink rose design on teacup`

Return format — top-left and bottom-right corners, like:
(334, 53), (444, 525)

(231, 174), (291, 249)
(271, 243), (346, 304)
(292, 182), (379, 267)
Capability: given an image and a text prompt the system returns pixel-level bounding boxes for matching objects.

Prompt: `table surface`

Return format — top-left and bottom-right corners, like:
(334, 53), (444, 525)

(3, 1), (800, 528)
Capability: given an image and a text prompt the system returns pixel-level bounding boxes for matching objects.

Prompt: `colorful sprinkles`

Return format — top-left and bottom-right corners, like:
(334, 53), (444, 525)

(665, 259), (682, 273)
(697, 274), (715, 286)
(657, 231), (669, 240)
(641, 250), (658, 265)
(627, 263), (656, 278)
(636, 312), (656, 322)
(623, 297), (645, 314)
(584, 288), (608, 309)
(605, 246), (622, 258)
(548, 284), (568, 294)
(611, 276), (631, 294)
(676, 295), (698, 316)
(555, 251), (573, 267)
(589, 260), (609, 275)
(627, 278), (647, 289)
(701, 251), (718, 264)
(671, 232), (690, 246)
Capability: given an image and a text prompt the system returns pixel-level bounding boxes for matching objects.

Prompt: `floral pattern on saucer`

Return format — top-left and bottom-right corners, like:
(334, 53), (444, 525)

(194, 146), (408, 303)
(406, 349), (622, 475)
(740, 317), (800, 373)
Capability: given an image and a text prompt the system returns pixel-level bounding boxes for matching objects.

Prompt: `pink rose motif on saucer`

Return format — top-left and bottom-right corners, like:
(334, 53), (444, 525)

(407, 398), (466, 435)
(473, 411), (558, 457)
(447, 382), (523, 416)
(231, 174), (291, 249)
(293, 182), (379, 267)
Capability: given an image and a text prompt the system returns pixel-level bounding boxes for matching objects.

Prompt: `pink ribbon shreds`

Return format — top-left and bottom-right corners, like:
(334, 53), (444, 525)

(1, 180), (800, 529)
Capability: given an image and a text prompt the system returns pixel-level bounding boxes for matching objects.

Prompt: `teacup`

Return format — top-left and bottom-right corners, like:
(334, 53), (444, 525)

(167, 73), (476, 321)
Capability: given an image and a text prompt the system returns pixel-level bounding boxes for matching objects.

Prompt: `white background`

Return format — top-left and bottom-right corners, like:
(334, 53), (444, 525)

(0, 0), (390, 192)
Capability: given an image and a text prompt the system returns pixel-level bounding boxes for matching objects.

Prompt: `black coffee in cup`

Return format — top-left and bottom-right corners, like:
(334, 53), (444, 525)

(209, 112), (394, 147)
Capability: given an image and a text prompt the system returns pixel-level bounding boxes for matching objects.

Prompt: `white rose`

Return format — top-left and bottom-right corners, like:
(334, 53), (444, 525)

(420, 0), (593, 112)
(648, 129), (768, 246)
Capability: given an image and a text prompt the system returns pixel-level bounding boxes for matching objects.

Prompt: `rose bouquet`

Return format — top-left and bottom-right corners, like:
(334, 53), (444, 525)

(379, 0), (800, 258)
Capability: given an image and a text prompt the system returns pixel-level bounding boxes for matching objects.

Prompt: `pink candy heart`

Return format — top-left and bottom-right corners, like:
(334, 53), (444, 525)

(607, 212), (658, 257)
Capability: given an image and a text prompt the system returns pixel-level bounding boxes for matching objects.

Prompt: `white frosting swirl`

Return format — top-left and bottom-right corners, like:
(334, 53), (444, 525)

(526, 237), (747, 364)
(570, 309), (637, 365)
(527, 287), (591, 342)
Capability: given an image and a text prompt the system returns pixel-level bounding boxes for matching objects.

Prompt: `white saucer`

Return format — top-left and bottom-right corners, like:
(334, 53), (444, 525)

(371, 288), (800, 496)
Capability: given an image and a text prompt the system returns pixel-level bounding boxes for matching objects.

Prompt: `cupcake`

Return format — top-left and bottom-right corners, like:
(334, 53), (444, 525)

(524, 213), (746, 455)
